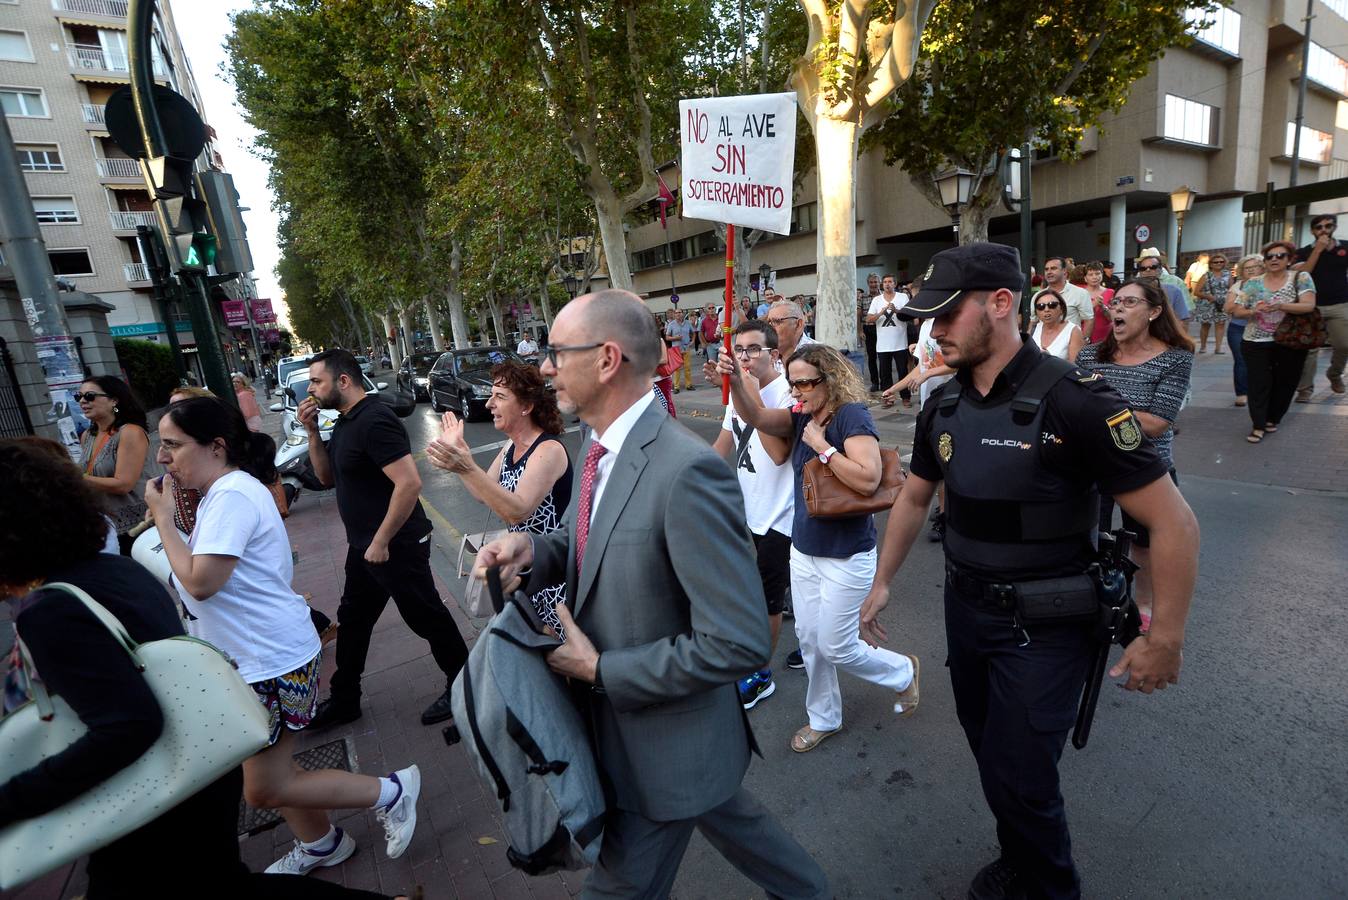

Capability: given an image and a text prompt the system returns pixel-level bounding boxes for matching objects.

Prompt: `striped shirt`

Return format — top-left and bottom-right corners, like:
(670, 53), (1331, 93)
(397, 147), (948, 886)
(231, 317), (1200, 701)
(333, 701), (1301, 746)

(1075, 345), (1193, 466)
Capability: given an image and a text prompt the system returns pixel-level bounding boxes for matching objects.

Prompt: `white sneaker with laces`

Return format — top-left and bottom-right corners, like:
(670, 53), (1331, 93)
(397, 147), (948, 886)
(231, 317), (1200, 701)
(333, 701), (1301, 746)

(265, 827), (356, 875)
(377, 764), (421, 858)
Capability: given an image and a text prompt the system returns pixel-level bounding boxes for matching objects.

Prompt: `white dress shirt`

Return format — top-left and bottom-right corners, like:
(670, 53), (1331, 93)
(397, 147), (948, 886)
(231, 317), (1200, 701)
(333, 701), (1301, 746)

(586, 390), (656, 525)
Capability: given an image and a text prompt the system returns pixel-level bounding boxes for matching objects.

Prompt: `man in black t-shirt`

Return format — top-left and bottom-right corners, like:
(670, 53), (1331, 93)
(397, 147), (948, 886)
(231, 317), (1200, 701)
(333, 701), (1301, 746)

(301, 349), (469, 729)
(1293, 213), (1348, 397)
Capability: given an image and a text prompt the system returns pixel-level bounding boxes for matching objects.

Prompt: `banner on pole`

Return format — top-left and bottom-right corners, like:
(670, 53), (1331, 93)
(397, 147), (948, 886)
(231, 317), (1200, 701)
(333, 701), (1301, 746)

(679, 92), (797, 235)
(221, 300), (247, 327)
(250, 299), (277, 324)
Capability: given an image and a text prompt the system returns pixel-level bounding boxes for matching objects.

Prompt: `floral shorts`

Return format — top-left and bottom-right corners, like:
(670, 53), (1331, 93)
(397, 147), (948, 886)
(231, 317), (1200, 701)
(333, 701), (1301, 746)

(250, 653), (321, 746)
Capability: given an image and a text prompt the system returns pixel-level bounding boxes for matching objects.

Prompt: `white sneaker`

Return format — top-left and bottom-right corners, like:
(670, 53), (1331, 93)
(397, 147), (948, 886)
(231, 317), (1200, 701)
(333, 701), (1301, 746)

(377, 764), (421, 858)
(265, 827), (356, 875)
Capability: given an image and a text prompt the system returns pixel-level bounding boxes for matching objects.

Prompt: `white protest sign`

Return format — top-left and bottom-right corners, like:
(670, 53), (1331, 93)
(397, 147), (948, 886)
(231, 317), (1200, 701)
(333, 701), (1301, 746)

(679, 92), (797, 235)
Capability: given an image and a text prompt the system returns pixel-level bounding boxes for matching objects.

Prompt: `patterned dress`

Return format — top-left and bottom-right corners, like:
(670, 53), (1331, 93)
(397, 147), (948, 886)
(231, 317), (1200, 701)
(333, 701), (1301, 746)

(1196, 270), (1231, 324)
(499, 433), (573, 636)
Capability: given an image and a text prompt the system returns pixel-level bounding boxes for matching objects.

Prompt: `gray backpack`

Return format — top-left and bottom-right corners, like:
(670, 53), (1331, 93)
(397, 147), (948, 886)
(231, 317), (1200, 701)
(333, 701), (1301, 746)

(449, 594), (606, 874)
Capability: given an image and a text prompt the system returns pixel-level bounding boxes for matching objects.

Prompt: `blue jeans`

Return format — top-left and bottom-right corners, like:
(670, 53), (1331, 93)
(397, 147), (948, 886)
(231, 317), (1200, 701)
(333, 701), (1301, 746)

(1227, 322), (1248, 396)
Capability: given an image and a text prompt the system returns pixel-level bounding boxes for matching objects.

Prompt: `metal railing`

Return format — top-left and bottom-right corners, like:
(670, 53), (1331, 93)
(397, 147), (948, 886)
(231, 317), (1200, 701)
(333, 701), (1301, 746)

(123, 262), (151, 283)
(81, 103), (106, 125)
(109, 210), (157, 230)
(66, 43), (166, 77)
(55, 0), (129, 16)
(96, 157), (141, 178)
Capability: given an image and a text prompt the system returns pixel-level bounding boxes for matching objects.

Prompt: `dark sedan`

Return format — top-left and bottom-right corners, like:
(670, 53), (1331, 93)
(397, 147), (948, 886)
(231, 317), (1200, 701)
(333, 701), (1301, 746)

(428, 347), (524, 421)
(397, 351), (444, 401)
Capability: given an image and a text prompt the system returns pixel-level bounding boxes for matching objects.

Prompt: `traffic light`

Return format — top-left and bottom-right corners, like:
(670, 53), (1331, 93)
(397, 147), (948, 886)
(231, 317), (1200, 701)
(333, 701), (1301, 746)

(196, 171), (253, 275)
(184, 231), (217, 269)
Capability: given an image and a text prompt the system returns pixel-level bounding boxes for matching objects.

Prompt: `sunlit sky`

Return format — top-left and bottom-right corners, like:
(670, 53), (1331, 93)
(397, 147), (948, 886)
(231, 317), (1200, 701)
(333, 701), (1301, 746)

(170, 0), (288, 331)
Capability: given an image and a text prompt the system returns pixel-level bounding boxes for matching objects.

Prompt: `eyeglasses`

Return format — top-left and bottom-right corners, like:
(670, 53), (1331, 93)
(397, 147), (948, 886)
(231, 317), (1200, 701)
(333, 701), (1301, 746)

(1264, 251), (1290, 261)
(1107, 296), (1146, 309)
(765, 316), (800, 326)
(787, 376), (825, 389)
(732, 345), (766, 358)
(1136, 264), (1161, 273)
(1035, 302), (1061, 311)
(542, 342), (629, 367)
(1313, 223), (1335, 231)
(73, 391), (110, 403)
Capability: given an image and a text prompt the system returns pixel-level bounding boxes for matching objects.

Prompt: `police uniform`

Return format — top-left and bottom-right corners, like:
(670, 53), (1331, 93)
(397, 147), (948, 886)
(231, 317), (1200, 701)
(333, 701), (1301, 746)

(905, 245), (1170, 899)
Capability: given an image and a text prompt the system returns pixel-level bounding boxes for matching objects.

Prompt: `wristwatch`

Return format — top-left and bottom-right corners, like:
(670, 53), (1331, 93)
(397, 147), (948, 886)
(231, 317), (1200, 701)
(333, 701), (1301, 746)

(818, 446), (838, 465)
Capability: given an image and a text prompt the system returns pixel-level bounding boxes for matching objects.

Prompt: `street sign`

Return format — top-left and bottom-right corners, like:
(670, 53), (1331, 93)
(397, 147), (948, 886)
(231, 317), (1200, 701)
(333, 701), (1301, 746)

(1134, 223), (1152, 243)
(670, 293), (680, 306)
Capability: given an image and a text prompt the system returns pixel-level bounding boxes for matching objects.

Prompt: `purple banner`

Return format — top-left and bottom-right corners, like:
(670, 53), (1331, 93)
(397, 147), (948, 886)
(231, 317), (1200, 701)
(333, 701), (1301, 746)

(221, 300), (247, 327)
(250, 298), (276, 324)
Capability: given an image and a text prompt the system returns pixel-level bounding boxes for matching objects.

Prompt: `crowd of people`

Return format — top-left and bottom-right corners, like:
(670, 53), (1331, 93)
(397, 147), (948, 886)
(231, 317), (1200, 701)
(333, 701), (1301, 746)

(7, 218), (1346, 897)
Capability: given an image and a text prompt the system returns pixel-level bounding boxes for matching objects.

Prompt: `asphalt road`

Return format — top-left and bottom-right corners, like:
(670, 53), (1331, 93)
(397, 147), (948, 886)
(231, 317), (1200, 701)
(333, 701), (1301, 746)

(334, 388), (1347, 899)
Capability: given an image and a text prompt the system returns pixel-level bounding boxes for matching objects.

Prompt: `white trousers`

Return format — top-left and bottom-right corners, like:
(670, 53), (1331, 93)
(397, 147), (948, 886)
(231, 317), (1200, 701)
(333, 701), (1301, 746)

(790, 546), (915, 731)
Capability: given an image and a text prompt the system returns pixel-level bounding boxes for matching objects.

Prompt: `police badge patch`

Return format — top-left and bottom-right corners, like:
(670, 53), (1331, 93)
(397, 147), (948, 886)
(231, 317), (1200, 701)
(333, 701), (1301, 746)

(1106, 410), (1142, 451)
(938, 432), (954, 462)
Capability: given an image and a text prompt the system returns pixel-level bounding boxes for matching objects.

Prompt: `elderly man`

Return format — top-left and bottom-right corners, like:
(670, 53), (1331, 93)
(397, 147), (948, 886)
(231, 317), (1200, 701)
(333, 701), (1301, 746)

(1034, 257), (1093, 338)
(764, 297), (816, 365)
(480, 290), (829, 899)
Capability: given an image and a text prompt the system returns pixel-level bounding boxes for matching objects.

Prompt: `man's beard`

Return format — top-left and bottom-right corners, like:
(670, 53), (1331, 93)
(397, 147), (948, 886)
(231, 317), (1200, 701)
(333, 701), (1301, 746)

(314, 386), (343, 409)
(946, 308), (994, 369)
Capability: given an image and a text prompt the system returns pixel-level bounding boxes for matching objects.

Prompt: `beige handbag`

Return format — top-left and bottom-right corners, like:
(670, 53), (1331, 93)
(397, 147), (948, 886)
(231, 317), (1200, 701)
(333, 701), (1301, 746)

(457, 513), (509, 618)
(0, 583), (272, 889)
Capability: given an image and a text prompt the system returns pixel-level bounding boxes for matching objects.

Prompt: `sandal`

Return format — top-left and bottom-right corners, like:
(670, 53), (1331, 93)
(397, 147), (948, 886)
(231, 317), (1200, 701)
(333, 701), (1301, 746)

(791, 724), (841, 753)
(1234, 396), (1247, 407)
(1264, 423), (1278, 433)
(1246, 430), (1264, 443)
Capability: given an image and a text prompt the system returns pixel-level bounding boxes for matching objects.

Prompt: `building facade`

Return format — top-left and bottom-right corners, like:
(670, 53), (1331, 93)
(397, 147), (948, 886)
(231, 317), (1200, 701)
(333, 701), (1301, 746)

(630, 0), (1348, 312)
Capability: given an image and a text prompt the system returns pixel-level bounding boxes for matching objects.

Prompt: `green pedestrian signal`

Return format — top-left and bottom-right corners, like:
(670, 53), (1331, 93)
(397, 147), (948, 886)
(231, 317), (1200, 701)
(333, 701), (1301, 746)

(184, 231), (217, 269)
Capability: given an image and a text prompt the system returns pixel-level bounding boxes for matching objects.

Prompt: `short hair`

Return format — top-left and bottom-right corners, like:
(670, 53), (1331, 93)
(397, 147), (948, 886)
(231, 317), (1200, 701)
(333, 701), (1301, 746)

(1311, 213), (1337, 228)
(81, 374), (146, 432)
(310, 348), (363, 385)
(1261, 239), (1297, 257)
(169, 386), (215, 402)
(1094, 279), (1194, 362)
(490, 360), (563, 435)
(1035, 289), (1067, 319)
(733, 319), (778, 349)
(0, 437), (109, 592)
(882, 273), (897, 282)
(1044, 256), (1068, 270)
(584, 290), (663, 375)
(1085, 260), (1105, 273)
(770, 298), (804, 319)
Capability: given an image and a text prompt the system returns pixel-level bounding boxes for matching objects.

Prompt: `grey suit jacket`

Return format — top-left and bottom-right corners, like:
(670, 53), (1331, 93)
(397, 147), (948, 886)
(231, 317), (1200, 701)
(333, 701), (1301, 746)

(527, 399), (769, 822)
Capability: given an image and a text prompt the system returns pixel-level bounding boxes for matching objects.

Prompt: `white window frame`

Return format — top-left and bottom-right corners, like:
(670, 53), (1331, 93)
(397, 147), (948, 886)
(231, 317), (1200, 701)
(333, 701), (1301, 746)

(1307, 43), (1348, 97)
(16, 143), (65, 172)
(1285, 122), (1334, 164)
(1163, 94), (1217, 146)
(1185, 5), (1240, 57)
(32, 196), (81, 225)
(0, 29), (34, 63)
(0, 86), (49, 118)
(47, 248), (96, 277)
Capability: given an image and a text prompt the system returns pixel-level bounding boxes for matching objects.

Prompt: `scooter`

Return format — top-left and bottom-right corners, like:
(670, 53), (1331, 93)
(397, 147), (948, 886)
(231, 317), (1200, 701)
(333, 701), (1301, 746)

(274, 431), (327, 507)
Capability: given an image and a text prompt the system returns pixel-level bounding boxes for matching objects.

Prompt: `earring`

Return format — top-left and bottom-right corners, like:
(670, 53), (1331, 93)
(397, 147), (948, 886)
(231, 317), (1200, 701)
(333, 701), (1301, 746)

(113, 405), (119, 414)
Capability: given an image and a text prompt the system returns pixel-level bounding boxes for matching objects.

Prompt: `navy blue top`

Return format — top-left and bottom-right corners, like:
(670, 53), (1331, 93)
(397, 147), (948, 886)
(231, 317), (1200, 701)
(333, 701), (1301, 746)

(790, 402), (880, 558)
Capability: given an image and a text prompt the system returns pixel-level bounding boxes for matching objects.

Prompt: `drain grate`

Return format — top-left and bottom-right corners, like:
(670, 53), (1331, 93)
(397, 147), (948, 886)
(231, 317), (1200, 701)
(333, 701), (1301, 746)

(237, 738), (353, 836)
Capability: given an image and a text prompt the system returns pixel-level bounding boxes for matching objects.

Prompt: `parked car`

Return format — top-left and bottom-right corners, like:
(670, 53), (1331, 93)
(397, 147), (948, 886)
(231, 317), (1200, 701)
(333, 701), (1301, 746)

(273, 355), (312, 397)
(428, 347), (524, 421)
(397, 351), (444, 401)
(269, 368), (388, 446)
(355, 354), (374, 376)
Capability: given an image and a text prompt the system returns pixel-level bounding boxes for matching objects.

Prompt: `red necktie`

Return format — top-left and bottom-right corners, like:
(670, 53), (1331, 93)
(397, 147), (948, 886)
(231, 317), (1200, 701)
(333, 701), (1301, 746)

(574, 442), (608, 571)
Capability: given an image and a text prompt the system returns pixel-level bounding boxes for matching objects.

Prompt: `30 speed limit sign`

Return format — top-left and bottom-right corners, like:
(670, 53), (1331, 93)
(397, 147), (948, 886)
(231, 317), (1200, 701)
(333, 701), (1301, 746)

(1134, 223), (1152, 244)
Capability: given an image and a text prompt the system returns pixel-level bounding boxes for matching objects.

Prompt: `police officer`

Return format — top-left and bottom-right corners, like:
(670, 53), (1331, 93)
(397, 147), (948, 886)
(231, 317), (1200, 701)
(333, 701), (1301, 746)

(858, 244), (1199, 899)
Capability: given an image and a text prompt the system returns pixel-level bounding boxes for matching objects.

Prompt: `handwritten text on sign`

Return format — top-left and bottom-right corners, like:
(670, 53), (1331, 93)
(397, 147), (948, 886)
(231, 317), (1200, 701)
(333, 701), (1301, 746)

(679, 92), (797, 235)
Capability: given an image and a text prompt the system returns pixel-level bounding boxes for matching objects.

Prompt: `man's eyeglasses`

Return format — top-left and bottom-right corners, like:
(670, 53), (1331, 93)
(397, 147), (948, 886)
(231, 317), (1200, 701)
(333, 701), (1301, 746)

(765, 316), (800, 326)
(1108, 296), (1146, 309)
(1035, 302), (1061, 311)
(1313, 222), (1335, 231)
(787, 376), (825, 389)
(542, 343), (629, 367)
(1264, 251), (1290, 261)
(73, 391), (110, 403)
(732, 345), (767, 358)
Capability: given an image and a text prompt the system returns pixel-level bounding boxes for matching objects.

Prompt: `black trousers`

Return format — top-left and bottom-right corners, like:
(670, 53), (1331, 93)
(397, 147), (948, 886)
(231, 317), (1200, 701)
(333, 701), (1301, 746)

(1242, 340), (1308, 430)
(944, 579), (1093, 899)
(863, 323), (879, 388)
(878, 349), (911, 399)
(329, 535), (470, 703)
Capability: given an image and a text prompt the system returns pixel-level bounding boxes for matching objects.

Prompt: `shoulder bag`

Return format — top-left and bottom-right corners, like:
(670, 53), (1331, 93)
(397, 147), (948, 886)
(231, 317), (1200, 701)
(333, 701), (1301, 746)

(801, 446), (905, 519)
(0, 582), (271, 889)
(457, 505), (508, 618)
(1273, 309), (1328, 349)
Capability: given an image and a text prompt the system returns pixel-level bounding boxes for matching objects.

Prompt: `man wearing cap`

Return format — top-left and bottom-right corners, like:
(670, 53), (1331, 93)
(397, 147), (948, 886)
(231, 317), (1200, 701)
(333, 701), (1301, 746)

(858, 243), (1199, 900)
(1101, 261), (1121, 292)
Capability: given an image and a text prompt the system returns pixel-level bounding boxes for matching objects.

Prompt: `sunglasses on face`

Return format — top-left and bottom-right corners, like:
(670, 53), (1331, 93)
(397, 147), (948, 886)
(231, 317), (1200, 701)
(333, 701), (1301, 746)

(1264, 252), (1290, 261)
(1313, 223), (1334, 231)
(787, 376), (825, 389)
(73, 391), (110, 403)
(1136, 264), (1161, 272)
(1035, 302), (1061, 311)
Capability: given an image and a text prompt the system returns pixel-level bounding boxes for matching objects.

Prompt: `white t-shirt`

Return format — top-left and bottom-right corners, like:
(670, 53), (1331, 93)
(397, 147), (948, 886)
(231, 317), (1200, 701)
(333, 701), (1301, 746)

(1036, 283), (1092, 328)
(914, 318), (954, 408)
(517, 339), (538, 355)
(869, 292), (911, 352)
(721, 375), (795, 536)
(178, 470), (320, 683)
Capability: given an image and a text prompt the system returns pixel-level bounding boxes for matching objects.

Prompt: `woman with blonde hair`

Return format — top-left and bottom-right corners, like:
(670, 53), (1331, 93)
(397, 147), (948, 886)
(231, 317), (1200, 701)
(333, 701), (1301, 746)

(720, 344), (919, 753)
(233, 372), (265, 432)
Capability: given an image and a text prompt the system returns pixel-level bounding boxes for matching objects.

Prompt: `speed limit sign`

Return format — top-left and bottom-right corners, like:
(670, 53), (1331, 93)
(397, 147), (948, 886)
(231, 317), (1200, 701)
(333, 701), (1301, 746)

(1134, 223), (1152, 244)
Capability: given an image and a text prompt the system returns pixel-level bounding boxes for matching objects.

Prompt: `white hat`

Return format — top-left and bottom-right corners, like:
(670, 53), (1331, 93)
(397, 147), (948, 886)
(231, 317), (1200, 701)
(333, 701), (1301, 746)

(1138, 247), (1163, 260)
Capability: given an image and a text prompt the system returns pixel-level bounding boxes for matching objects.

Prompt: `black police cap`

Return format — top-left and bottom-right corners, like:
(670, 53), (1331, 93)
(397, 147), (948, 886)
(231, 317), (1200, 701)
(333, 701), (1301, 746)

(903, 243), (1025, 319)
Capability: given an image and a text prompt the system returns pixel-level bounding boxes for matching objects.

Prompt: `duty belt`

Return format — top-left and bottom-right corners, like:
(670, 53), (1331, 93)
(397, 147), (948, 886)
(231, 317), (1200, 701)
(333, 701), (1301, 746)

(945, 563), (1017, 611)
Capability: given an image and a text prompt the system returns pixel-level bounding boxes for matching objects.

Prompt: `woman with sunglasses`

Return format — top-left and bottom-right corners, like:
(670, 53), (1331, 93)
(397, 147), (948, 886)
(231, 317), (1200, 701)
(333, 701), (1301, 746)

(1221, 254), (1264, 407)
(1227, 241), (1316, 443)
(1030, 289), (1084, 360)
(76, 375), (151, 555)
(1193, 255), (1232, 355)
(720, 344), (919, 754)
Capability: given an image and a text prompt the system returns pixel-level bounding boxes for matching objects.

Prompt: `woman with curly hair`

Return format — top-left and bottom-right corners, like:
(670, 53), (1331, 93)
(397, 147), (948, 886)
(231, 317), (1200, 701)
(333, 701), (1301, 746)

(721, 344), (919, 753)
(76, 374), (150, 554)
(427, 359), (573, 633)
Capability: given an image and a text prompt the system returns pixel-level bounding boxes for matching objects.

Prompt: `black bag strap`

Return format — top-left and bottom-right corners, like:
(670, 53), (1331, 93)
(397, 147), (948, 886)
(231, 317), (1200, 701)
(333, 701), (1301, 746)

(460, 659), (512, 811)
(1010, 355), (1077, 415)
(506, 708), (569, 776)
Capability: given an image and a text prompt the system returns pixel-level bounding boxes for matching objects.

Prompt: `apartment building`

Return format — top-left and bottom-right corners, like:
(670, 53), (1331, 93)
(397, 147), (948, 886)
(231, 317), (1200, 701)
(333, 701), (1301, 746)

(630, 0), (1348, 311)
(1, 0), (250, 365)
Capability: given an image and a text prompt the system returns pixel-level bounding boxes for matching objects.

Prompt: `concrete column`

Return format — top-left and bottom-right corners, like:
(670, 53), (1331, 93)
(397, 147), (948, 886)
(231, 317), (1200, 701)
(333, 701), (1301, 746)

(1034, 219), (1048, 267)
(1166, 208), (1180, 266)
(1109, 195), (1127, 270)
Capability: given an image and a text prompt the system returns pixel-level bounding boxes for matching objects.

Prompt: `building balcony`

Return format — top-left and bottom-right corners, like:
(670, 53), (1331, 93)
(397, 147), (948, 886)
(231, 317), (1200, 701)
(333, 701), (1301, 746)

(123, 262), (150, 284)
(96, 157), (140, 179)
(81, 103), (106, 127)
(56, 0), (129, 17)
(109, 210), (156, 230)
(66, 43), (167, 79)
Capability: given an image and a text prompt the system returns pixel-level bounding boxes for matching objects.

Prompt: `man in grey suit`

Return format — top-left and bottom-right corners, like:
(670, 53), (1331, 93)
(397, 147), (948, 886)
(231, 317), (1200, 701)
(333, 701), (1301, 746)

(481, 290), (828, 899)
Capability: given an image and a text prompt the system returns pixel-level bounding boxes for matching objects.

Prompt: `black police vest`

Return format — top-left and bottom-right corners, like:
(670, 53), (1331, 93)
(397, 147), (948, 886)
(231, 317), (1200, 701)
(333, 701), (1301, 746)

(930, 355), (1099, 576)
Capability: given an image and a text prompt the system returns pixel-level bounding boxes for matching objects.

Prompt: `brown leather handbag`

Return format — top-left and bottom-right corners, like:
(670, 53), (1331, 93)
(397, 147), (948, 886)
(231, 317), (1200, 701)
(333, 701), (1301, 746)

(801, 446), (905, 519)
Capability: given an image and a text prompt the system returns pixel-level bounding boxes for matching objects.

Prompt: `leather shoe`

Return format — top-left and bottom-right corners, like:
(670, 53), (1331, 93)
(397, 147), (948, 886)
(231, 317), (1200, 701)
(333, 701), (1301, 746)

(420, 690), (454, 726)
(968, 857), (1026, 900)
(309, 697), (362, 731)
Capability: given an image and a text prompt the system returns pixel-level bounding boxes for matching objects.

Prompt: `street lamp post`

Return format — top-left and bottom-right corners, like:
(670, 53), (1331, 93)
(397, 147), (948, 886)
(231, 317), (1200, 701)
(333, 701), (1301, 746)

(1170, 185), (1196, 264)
(562, 273), (579, 300)
(758, 262), (771, 303)
(936, 167), (976, 244)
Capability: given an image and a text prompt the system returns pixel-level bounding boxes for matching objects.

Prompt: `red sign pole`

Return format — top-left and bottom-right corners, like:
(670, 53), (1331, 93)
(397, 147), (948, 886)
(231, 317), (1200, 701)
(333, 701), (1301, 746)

(722, 222), (735, 404)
